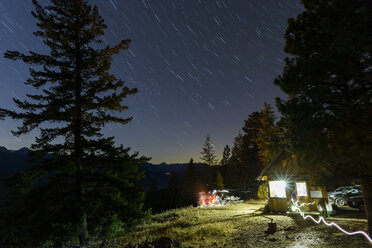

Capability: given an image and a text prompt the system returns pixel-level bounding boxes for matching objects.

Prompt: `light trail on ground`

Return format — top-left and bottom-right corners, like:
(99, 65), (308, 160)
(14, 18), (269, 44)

(293, 202), (372, 245)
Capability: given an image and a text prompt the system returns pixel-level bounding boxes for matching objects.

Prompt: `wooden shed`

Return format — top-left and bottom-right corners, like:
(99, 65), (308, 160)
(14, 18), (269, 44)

(256, 151), (328, 212)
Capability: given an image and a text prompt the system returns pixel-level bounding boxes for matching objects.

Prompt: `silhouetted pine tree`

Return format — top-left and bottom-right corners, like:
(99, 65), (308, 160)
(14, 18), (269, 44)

(196, 167), (207, 193)
(220, 145), (231, 166)
(256, 102), (286, 167)
(0, 0), (149, 246)
(226, 112), (263, 190)
(179, 158), (198, 206)
(200, 134), (217, 166)
(227, 132), (245, 188)
(167, 173), (179, 209)
(241, 111), (264, 181)
(215, 170), (224, 190)
(145, 178), (159, 212)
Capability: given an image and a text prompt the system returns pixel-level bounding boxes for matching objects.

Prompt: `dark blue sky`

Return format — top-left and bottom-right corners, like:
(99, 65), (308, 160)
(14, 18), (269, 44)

(0, 0), (303, 163)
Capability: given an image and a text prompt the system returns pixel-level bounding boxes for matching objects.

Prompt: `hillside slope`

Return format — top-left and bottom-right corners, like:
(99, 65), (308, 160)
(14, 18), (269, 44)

(114, 201), (370, 248)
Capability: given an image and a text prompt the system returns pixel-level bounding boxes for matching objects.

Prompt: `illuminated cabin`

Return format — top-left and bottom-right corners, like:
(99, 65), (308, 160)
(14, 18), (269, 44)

(256, 151), (328, 212)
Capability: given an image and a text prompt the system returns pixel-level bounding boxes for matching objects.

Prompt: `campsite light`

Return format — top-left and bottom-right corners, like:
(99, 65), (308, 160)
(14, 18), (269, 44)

(296, 182), (307, 196)
(293, 202), (372, 244)
(269, 180), (286, 198)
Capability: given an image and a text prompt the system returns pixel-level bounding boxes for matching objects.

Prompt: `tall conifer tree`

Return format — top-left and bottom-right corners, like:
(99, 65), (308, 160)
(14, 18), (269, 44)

(241, 111), (263, 183)
(256, 102), (285, 167)
(220, 145), (231, 166)
(275, 0), (372, 234)
(227, 132), (244, 188)
(0, 0), (149, 246)
(179, 158), (198, 206)
(215, 170), (224, 190)
(167, 173), (179, 209)
(226, 112), (262, 189)
(200, 134), (217, 166)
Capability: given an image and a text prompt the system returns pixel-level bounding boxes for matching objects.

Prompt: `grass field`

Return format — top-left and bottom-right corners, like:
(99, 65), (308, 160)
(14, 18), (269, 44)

(106, 200), (370, 248)
(120, 200), (264, 247)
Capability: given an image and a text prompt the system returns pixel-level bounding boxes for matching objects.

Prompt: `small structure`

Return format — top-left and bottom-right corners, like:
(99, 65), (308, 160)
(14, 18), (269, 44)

(256, 151), (329, 213)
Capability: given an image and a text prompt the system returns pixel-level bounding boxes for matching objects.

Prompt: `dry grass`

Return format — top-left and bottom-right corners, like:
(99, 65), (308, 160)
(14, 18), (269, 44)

(117, 200), (265, 247)
(108, 200), (371, 248)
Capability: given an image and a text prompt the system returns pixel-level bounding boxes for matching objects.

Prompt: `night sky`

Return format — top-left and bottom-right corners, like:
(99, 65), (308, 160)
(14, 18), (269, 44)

(0, 0), (303, 163)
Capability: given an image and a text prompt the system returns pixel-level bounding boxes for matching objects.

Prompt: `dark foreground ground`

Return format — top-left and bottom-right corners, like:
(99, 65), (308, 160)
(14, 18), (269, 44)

(98, 200), (371, 248)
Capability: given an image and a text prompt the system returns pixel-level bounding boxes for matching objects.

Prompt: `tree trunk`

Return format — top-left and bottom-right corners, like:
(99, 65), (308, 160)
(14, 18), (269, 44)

(79, 209), (88, 246)
(74, 2), (88, 246)
(360, 176), (372, 235)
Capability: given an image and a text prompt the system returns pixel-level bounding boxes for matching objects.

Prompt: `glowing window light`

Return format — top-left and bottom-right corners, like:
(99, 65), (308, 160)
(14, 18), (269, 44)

(293, 202), (372, 244)
(269, 180), (286, 198)
(296, 182), (307, 196)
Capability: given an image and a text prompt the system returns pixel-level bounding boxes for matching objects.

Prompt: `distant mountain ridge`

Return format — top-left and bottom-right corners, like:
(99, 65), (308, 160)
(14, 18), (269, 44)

(0, 146), (204, 192)
(139, 162), (207, 191)
(0, 146), (31, 153)
(0, 146), (31, 178)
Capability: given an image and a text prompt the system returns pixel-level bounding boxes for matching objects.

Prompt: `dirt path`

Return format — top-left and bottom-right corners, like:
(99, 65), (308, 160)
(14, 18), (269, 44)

(221, 203), (371, 248)
(229, 213), (370, 248)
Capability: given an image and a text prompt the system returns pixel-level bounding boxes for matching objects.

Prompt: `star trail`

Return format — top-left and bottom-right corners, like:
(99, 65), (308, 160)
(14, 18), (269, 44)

(0, 0), (303, 163)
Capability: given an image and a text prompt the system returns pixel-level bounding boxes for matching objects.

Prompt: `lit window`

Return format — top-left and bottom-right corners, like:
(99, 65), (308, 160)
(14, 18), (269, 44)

(269, 181), (286, 198)
(296, 182), (307, 196)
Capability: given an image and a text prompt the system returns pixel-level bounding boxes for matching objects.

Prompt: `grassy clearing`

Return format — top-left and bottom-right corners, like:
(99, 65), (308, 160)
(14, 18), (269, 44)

(97, 200), (370, 248)
(117, 200), (265, 247)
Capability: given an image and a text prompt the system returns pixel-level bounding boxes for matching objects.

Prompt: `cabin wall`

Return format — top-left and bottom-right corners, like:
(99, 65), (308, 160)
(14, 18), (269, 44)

(264, 152), (329, 212)
(308, 186), (328, 211)
(268, 197), (288, 212)
(295, 181), (312, 211)
(266, 178), (328, 212)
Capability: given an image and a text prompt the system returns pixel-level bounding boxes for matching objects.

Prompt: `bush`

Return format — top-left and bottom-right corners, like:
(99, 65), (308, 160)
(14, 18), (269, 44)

(257, 183), (268, 200)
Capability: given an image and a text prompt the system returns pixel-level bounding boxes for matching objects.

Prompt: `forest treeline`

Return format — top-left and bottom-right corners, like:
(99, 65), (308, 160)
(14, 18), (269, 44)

(145, 102), (284, 213)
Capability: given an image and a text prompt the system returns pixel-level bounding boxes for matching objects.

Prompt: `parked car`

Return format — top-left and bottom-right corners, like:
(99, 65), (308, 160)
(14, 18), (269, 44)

(346, 195), (364, 211)
(328, 185), (360, 206)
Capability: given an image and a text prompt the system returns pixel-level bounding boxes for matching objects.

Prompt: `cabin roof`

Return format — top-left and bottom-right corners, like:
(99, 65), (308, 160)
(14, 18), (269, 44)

(256, 149), (311, 181)
(256, 150), (287, 181)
